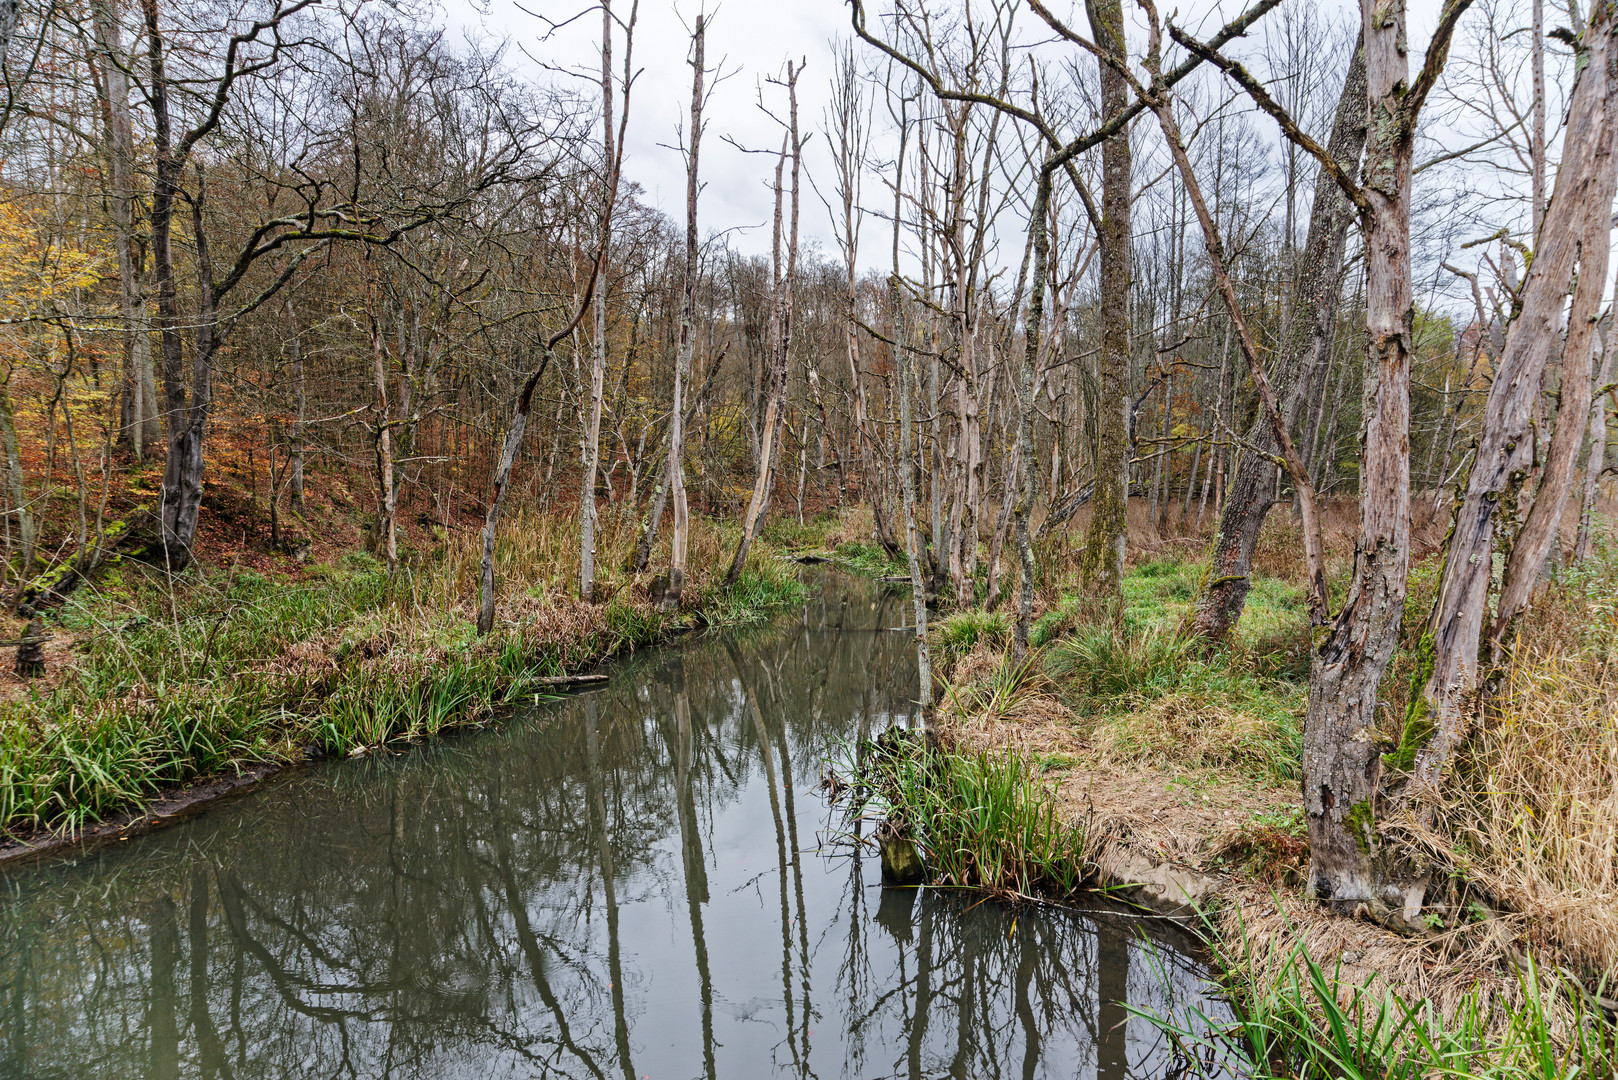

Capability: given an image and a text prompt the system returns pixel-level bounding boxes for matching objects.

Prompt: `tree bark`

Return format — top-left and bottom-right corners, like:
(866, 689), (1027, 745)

(728, 62), (802, 586)
(368, 306), (398, 576)
(579, 0), (618, 604)
(92, 0), (153, 461)
(1575, 340), (1616, 561)
(1302, 0), (1469, 919)
(287, 297), (305, 513)
(1078, 0), (1132, 622)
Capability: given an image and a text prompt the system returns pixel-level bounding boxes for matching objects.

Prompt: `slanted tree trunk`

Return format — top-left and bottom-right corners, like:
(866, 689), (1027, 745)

(1141, 27), (1330, 621)
(662, 15), (705, 612)
(1193, 39), (1366, 641)
(1411, 5), (1617, 809)
(1078, 0), (1132, 622)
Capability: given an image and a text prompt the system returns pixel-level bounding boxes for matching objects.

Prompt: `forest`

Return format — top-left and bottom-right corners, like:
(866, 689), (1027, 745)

(0, 0), (1614, 1076)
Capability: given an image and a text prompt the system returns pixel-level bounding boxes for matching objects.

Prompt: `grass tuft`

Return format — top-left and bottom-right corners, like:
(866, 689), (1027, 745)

(1137, 923), (1615, 1080)
(841, 729), (1093, 902)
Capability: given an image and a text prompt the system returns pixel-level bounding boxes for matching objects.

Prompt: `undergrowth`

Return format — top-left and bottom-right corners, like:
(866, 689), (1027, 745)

(0, 508), (805, 837)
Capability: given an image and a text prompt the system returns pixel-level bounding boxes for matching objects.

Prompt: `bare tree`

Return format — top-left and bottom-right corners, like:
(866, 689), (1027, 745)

(660, 13), (706, 613)
(728, 59), (804, 586)
(580, 0), (637, 603)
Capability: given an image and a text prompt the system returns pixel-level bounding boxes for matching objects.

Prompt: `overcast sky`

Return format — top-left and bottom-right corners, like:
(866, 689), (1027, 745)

(450, 0), (1471, 272)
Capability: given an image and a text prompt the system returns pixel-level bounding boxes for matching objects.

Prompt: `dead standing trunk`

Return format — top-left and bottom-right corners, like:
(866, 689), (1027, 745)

(728, 61), (803, 586)
(1575, 338), (1616, 561)
(1491, 103), (1617, 645)
(1011, 168), (1053, 659)
(579, 0), (622, 604)
(662, 15), (705, 612)
(1299, 0), (1470, 919)
(828, 46), (900, 558)
(1193, 39), (1366, 641)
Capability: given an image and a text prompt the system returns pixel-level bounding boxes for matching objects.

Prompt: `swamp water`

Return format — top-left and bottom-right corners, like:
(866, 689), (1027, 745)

(0, 573), (1228, 1079)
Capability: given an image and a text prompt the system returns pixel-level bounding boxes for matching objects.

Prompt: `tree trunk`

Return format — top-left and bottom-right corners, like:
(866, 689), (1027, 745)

(1575, 341), (1616, 561)
(93, 0), (150, 461)
(369, 310), (398, 576)
(145, 0), (201, 568)
(1078, 0), (1131, 622)
(1012, 168), (1052, 659)
(1303, 0), (1469, 919)
(1412, 6), (1617, 816)
(579, 0), (617, 604)
(0, 378), (31, 586)
(287, 298), (305, 513)
(1491, 96), (1617, 646)
(663, 16), (705, 611)
(728, 64), (801, 586)
(1193, 40), (1366, 641)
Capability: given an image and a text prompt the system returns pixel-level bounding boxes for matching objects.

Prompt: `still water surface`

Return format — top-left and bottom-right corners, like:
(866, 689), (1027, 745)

(0, 573), (1226, 1079)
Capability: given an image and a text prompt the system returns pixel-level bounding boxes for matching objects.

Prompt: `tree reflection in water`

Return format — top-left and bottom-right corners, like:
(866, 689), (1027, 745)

(0, 572), (1227, 1079)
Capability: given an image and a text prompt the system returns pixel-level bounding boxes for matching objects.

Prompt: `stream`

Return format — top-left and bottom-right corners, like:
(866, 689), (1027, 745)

(0, 571), (1228, 1079)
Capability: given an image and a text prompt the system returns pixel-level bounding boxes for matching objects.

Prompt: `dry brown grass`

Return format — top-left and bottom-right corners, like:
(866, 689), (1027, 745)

(422, 504), (748, 615)
(1090, 693), (1279, 774)
(1394, 543), (1618, 988)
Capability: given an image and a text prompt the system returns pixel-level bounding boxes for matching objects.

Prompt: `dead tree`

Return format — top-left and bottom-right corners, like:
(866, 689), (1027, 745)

(661, 14), (706, 612)
(728, 60), (804, 587)
(579, 0), (636, 603)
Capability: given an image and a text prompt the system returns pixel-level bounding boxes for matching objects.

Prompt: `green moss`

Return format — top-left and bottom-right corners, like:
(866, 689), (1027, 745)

(1346, 799), (1376, 853)
(1384, 632), (1437, 772)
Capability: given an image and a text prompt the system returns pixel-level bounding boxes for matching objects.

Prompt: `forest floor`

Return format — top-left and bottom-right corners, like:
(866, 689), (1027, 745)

(920, 497), (1618, 1070)
(0, 471), (824, 858)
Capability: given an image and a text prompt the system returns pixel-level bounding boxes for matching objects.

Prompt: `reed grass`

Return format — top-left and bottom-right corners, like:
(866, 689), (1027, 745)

(846, 729), (1093, 901)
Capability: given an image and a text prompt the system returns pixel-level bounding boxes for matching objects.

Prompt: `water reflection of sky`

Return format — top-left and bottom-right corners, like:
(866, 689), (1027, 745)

(0, 572), (1230, 1079)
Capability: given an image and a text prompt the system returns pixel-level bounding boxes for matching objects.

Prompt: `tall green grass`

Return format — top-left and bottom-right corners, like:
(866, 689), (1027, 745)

(934, 608), (1009, 665)
(1136, 927), (1616, 1080)
(846, 731), (1092, 901)
(1042, 623), (1304, 785)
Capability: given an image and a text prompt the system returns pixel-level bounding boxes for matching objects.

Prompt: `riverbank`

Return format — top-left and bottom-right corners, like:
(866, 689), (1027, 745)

(0, 507), (809, 855)
(889, 519), (1618, 1077)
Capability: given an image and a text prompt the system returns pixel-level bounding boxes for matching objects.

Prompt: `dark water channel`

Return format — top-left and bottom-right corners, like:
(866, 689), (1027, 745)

(0, 572), (1228, 1079)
